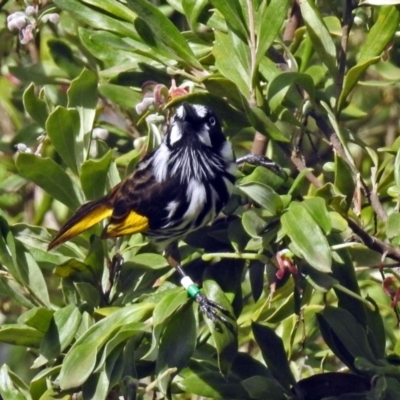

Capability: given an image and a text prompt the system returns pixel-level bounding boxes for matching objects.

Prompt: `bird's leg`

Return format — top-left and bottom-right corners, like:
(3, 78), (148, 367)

(165, 243), (233, 327)
(236, 154), (287, 178)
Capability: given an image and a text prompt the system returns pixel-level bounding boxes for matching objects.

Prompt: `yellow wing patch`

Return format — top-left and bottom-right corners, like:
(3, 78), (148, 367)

(103, 211), (149, 238)
(48, 203), (113, 250)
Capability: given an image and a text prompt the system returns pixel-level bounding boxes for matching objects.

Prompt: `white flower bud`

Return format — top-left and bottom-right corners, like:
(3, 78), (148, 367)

(92, 127), (109, 140)
(25, 6), (37, 16)
(133, 137), (146, 150)
(7, 13), (28, 31)
(47, 13), (60, 24)
(145, 114), (165, 124)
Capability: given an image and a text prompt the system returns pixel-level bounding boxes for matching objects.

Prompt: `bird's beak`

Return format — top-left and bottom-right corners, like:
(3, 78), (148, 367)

(181, 102), (198, 122)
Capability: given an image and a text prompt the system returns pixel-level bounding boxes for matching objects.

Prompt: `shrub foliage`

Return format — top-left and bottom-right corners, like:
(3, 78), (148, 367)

(1, 0), (400, 399)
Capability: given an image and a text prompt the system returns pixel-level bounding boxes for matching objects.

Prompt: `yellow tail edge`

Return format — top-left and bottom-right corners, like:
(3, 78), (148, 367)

(48, 200), (113, 250)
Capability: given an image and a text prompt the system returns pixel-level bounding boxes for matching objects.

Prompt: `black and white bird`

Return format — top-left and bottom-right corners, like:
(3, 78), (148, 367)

(48, 102), (237, 323)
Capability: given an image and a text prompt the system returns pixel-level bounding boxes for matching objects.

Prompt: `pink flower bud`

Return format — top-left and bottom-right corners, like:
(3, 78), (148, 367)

(19, 24), (34, 44)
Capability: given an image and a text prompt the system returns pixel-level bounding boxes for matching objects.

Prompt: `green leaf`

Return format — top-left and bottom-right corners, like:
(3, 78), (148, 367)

(338, 6), (400, 111)
(59, 303), (154, 390)
(46, 107), (80, 175)
(18, 307), (53, 333)
(15, 244), (51, 308)
(365, 296), (386, 360)
(0, 365), (28, 400)
(394, 146), (400, 186)
(281, 201), (332, 272)
(53, 0), (139, 39)
(238, 168), (283, 214)
(130, 253), (169, 269)
(213, 31), (251, 98)
(299, 0), (337, 79)
(22, 84), (48, 129)
(203, 279), (238, 376)
(144, 289), (188, 361)
(245, 106), (290, 142)
(40, 305), (82, 361)
(80, 149), (113, 200)
(317, 306), (377, 364)
(267, 72), (315, 113)
(98, 83), (143, 109)
(67, 68), (98, 165)
(252, 322), (297, 392)
(125, 0), (202, 68)
(16, 153), (82, 210)
(48, 39), (83, 78)
(387, 212), (400, 238)
(0, 325), (43, 347)
(75, 282), (101, 307)
(242, 210), (269, 238)
(241, 375), (287, 400)
(177, 371), (248, 399)
(302, 197), (331, 235)
(334, 153), (355, 212)
(256, 0), (291, 67)
(182, 0), (208, 30)
(209, 0), (248, 41)
(156, 302), (197, 394)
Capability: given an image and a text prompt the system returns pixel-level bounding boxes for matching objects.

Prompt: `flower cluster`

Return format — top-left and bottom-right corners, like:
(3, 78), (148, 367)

(7, 2), (59, 45)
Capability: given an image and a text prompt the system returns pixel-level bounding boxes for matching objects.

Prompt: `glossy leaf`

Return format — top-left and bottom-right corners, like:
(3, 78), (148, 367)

(156, 302), (197, 394)
(46, 107), (80, 175)
(281, 201), (332, 272)
(338, 6), (400, 110)
(334, 153), (355, 211)
(213, 31), (251, 98)
(0, 365), (28, 400)
(210, 0), (248, 41)
(256, 0), (291, 67)
(143, 288), (188, 361)
(252, 322), (297, 392)
(317, 306), (377, 364)
(40, 305), (82, 361)
(241, 375), (287, 400)
(246, 106), (290, 142)
(182, 0), (208, 30)
(267, 72), (315, 113)
(177, 371), (248, 399)
(22, 84), (48, 129)
(301, 197), (331, 235)
(203, 279), (238, 376)
(67, 68), (98, 165)
(18, 307), (53, 333)
(299, 0), (337, 79)
(16, 153), (82, 210)
(0, 325), (43, 347)
(125, 0), (202, 68)
(80, 149), (113, 200)
(59, 303), (154, 389)
(53, 0), (139, 39)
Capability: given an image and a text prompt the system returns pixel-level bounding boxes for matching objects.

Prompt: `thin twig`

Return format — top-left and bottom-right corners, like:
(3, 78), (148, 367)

(246, 0), (268, 156)
(283, 0), (302, 42)
(348, 219), (400, 263)
(335, 0), (354, 111)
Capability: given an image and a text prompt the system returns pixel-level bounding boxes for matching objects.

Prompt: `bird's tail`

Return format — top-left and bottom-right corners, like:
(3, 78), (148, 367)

(48, 198), (113, 250)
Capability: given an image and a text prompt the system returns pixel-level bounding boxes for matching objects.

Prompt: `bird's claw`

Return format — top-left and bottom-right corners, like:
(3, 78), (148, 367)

(194, 292), (234, 331)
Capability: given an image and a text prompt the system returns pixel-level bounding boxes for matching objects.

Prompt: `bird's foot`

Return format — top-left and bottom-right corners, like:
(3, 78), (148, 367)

(194, 292), (234, 331)
(180, 274), (234, 330)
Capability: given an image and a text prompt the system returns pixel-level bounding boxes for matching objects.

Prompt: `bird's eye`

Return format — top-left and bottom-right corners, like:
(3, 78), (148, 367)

(208, 116), (216, 126)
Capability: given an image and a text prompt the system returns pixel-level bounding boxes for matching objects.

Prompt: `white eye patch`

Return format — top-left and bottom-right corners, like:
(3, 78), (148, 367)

(192, 104), (208, 118)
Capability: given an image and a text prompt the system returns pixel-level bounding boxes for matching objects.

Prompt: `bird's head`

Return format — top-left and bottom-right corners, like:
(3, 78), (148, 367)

(166, 102), (226, 150)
